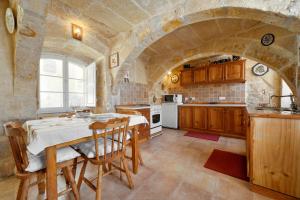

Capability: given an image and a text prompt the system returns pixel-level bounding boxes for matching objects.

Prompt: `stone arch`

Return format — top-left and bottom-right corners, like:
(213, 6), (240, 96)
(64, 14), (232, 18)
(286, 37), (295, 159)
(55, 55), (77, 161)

(114, 6), (300, 91)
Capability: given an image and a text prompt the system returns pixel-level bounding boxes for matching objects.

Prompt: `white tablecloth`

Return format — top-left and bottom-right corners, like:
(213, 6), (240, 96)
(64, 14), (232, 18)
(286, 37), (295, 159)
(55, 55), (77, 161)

(24, 113), (148, 155)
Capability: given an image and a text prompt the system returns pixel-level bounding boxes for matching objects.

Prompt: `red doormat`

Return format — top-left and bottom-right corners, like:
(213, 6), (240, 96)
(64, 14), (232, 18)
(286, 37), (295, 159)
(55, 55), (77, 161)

(185, 131), (220, 141)
(204, 149), (249, 181)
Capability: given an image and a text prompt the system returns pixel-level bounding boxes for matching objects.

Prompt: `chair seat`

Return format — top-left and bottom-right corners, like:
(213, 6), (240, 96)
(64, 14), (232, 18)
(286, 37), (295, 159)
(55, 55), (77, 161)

(77, 138), (120, 158)
(26, 147), (80, 172)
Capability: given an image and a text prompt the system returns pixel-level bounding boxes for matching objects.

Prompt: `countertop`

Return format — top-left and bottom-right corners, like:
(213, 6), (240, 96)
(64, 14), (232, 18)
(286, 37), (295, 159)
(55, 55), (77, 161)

(246, 107), (300, 119)
(116, 105), (150, 110)
(179, 103), (246, 107)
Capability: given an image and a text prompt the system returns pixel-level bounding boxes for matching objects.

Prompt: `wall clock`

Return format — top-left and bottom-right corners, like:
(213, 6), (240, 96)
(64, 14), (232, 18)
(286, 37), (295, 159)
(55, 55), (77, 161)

(171, 74), (179, 83)
(261, 33), (275, 46)
(5, 8), (15, 34)
(252, 63), (269, 76)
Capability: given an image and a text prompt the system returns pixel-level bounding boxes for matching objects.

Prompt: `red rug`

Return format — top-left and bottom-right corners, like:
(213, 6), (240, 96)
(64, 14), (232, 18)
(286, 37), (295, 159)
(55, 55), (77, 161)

(204, 149), (249, 181)
(185, 131), (220, 141)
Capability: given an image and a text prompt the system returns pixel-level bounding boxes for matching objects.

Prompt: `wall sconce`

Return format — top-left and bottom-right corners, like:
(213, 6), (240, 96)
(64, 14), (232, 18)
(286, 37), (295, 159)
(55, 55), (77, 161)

(72, 24), (83, 41)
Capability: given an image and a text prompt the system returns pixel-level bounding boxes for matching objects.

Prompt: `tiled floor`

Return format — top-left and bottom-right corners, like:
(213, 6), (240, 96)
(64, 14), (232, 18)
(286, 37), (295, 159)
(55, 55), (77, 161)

(0, 129), (271, 200)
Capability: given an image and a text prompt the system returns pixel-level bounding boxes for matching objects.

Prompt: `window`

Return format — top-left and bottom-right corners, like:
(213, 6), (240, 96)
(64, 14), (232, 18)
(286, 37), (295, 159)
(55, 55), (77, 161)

(39, 55), (96, 113)
(281, 79), (293, 108)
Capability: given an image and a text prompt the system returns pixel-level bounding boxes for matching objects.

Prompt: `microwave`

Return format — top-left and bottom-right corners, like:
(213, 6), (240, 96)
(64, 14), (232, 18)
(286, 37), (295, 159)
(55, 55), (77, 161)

(163, 94), (183, 104)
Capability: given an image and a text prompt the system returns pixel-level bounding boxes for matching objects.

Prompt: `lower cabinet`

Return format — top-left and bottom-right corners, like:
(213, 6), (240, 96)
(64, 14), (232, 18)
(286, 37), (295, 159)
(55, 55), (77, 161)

(179, 106), (193, 129)
(207, 107), (225, 132)
(193, 107), (207, 130)
(179, 106), (246, 138)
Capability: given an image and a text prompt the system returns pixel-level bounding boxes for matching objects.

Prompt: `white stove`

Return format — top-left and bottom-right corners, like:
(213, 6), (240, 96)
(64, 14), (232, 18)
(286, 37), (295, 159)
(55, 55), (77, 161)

(150, 105), (162, 137)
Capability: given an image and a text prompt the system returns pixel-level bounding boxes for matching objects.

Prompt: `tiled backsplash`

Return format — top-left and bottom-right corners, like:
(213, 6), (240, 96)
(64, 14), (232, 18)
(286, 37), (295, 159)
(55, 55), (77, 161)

(119, 82), (149, 105)
(168, 83), (245, 103)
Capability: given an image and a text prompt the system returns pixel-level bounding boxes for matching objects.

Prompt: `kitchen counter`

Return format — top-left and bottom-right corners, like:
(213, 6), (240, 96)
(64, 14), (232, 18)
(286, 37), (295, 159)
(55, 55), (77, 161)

(246, 107), (300, 119)
(179, 103), (246, 107)
(116, 105), (150, 110)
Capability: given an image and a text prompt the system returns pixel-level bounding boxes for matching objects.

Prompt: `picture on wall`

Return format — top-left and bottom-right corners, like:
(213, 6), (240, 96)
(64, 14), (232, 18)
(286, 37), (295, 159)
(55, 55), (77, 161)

(110, 52), (119, 68)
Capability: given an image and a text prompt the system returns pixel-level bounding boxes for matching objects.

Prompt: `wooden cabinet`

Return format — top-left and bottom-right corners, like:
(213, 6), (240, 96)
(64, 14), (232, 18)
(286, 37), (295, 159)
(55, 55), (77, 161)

(180, 60), (245, 85)
(249, 117), (300, 198)
(224, 108), (245, 137)
(208, 64), (223, 83)
(207, 107), (225, 132)
(179, 106), (246, 139)
(194, 67), (207, 84)
(224, 60), (245, 82)
(179, 106), (193, 129)
(180, 70), (193, 85)
(193, 107), (207, 130)
(116, 108), (150, 142)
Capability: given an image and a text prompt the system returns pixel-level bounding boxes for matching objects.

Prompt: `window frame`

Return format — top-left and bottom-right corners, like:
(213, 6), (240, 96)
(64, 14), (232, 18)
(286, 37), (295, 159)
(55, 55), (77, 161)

(38, 53), (94, 114)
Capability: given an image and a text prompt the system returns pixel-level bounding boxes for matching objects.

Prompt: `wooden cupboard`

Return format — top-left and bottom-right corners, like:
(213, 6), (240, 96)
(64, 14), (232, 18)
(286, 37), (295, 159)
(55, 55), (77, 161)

(179, 106), (193, 129)
(179, 106), (246, 139)
(224, 107), (245, 136)
(180, 60), (245, 85)
(116, 108), (150, 142)
(193, 67), (207, 84)
(180, 70), (193, 85)
(208, 64), (223, 83)
(193, 107), (207, 130)
(248, 117), (300, 198)
(224, 60), (245, 82)
(207, 107), (225, 132)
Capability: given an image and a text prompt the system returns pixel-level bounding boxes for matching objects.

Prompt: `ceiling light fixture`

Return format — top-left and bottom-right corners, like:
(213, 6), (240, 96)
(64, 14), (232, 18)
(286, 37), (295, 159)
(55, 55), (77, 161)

(72, 24), (83, 41)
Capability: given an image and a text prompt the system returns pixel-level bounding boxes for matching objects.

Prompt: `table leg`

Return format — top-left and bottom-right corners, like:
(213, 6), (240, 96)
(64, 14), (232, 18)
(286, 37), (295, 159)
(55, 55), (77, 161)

(132, 126), (139, 174)
(46, 146), (58, 200)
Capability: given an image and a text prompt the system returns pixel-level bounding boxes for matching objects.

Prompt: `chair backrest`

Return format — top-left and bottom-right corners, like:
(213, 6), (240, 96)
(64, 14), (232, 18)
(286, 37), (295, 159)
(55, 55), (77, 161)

(3, 122), (29, 173)
(89, 117), (129, 161)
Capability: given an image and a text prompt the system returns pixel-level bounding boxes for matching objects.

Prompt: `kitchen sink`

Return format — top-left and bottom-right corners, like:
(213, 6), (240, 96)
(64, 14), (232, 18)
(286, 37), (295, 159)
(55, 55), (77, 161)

(255, 106), (293, 111)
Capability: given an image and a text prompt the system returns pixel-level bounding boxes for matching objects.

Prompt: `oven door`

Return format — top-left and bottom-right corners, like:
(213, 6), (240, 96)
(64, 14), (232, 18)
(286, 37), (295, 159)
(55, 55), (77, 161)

(151, 113), (161, 128)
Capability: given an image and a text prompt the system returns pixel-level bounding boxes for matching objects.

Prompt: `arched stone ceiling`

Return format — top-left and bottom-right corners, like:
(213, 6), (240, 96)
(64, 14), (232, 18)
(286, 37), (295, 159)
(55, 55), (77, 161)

(135, 18), (297, 92)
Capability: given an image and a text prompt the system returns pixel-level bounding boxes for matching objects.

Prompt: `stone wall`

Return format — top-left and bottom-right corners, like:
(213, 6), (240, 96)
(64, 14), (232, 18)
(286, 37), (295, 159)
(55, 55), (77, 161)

(0, 0), (19, 178)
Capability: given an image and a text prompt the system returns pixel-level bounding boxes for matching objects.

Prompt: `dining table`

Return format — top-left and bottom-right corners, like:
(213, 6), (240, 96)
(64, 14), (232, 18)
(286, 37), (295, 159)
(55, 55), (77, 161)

(23, 113), (148, 199)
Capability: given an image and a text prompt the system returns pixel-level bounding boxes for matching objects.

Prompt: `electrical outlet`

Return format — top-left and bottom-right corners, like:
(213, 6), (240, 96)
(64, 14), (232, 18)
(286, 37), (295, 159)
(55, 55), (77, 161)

(219, 96), (226, 101)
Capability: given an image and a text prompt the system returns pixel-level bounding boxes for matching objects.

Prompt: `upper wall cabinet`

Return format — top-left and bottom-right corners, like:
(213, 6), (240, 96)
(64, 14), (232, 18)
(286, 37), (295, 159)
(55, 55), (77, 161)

(180, 60), (245, 86)
(180, 70), (194, 85)
(224, 60), (245, 82)
(194, 67), (207, 84)
(208, 64), (223, 83)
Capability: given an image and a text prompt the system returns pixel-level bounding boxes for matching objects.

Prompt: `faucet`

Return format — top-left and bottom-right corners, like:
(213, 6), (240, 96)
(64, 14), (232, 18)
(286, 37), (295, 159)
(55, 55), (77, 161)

(270, 94), (297, 110)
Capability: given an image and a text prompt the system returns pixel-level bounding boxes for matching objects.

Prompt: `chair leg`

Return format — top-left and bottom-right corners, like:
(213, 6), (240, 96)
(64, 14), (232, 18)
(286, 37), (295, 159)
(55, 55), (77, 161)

(77, 159), (88, 190)
(138, 150), (144, 166)
(37, 173), (45, 195)
(96, 165), (103, 200)
(65, 166), (80, 200)
(18, 178), (30, 200)
(72, 158), (78, 177)
(121, 156), (134, 189)
(119, 157), (123, 181)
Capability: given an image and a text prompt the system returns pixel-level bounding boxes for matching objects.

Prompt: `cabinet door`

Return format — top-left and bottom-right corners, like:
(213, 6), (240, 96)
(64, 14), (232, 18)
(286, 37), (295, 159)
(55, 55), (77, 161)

(180, 70), (193, 85)
(194, 67), (207, 84)
(224, 108), (245, 137)
(179, 107), (193, 129)
(193, 107), (207, 130)
(208, 107), (224, 132)
(208, 64), (223, 82)
(136, 109), (150, 141)
(224, 60), (245, 82)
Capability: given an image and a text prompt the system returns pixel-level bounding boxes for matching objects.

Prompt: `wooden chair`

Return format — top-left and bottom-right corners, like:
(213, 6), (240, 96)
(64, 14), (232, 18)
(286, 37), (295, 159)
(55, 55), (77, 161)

(4, 121), (81, 200)
(116, 109), (144, 166)
(77, 117), (134, 200)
